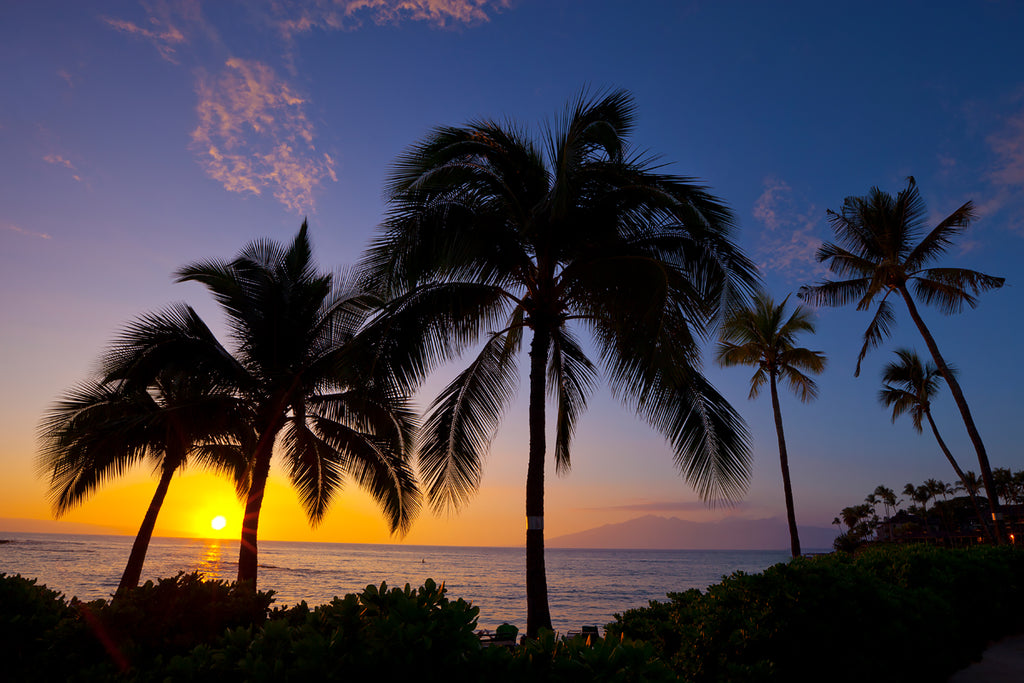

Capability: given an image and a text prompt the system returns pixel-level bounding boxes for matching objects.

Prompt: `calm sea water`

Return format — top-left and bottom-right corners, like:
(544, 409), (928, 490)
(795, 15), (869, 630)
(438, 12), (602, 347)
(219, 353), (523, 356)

(0, 533), (796, 633)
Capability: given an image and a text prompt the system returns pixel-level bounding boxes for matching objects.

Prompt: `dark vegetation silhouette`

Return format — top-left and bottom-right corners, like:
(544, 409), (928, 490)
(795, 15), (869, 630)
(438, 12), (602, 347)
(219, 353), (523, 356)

(798, 177), (1006, 540)
(359, 89), (759, 635)
(878, 348), (991, 539)
(716, 293), (826, 557)
(38, 360), (250, 592)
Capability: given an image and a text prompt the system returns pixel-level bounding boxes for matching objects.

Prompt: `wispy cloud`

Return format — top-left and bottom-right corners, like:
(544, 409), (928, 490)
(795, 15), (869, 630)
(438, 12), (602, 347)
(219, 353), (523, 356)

(57, 69), (74, 87)
(191, 58), (336, 213)
(43, 154), (83, 182)
(6, 224), (52, 240)
(981, 103), (1024, 233)
(752, 177), (826, 281)
(101, 13), (186, 63)
(273, 0), (510, 36)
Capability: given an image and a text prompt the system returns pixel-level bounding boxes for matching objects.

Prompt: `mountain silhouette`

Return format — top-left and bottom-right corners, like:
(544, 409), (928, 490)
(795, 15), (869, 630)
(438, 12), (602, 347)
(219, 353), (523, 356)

(548, 514), (837, 550)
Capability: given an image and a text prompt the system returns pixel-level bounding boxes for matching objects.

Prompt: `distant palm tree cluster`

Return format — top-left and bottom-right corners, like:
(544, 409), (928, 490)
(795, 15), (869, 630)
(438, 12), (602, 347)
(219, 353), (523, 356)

(833, 470), (1024, 551)
(37, 89), (1007, 637)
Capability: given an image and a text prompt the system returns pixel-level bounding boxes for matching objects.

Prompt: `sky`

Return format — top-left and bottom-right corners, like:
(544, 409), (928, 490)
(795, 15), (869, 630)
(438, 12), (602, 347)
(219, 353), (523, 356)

(2, 0), (1023, 549)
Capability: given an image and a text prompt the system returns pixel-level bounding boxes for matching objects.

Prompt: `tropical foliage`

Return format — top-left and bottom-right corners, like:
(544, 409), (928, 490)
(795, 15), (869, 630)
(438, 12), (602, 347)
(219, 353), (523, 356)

(878, 348), (990, 538)
(38, 363), (250, 592)
(608, 544), (1024, 683)
(716, 292), (825, 557)
(84, 223), (422, 589)
(359, 88), (759, 634)
(798, 177), (1006, 539)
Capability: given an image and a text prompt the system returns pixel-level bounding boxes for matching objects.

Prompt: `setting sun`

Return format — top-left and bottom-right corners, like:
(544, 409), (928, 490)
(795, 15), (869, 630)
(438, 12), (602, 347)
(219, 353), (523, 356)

(211, 515), (227, 531)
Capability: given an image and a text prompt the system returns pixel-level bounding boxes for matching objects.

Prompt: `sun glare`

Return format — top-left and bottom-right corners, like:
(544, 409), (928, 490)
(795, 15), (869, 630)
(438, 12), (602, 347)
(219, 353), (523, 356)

(211, 515), (227, 531)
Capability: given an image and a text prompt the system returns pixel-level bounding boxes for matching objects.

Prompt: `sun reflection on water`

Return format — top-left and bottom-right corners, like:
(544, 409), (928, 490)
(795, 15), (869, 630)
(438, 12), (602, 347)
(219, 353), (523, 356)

(195, 539), (230, 582)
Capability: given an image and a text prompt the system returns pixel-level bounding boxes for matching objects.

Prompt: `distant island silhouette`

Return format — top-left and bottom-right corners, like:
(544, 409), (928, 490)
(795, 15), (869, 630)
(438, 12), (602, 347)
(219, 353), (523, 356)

(548, 514), (838, 550)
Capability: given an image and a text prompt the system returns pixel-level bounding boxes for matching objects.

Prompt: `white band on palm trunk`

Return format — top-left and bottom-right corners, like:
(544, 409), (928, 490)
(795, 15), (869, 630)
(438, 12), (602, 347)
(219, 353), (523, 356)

(527, 516), (543, 530)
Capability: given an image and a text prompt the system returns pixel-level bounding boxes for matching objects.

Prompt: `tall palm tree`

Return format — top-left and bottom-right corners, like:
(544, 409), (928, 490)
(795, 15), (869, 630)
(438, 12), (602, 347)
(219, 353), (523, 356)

(38, 352), (250, 592)
(715, 292), (825, 557)
(878, 348), (991, 539)
(798, 177), (1006, 541)
(107, 223), (421, 588)
(360, 89), (759, 635)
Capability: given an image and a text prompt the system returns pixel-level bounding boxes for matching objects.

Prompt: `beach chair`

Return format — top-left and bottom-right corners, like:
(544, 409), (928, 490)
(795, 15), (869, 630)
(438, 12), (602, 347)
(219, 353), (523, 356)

(478, 622), (518, 648)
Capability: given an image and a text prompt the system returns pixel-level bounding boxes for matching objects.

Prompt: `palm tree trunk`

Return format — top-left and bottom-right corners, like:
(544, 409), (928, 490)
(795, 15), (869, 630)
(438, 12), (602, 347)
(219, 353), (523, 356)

(899, 287), (1004, 543)
(770, 373), (801, 557)
(525, 324), (552, 637)
(237, 440), (274, 586)
(925, 409), (994, 543)
(117, 463), (175, 593)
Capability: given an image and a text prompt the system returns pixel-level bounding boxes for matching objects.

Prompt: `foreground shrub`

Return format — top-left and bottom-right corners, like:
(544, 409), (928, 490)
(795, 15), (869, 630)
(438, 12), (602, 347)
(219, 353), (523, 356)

(0, 574), (103, 680)
(606, 544), (1024, 682)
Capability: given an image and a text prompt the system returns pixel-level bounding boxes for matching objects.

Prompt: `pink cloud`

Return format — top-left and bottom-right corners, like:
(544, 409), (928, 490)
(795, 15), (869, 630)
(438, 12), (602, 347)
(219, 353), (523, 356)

(101, 15), (186, 63)
(752, 177), (826, 280)
(6, 224), (52, 240)
(273, 0), (510, 36)
(190, 58), (336, 213)
(43, 154), (75, 170)
(982, 104), (1024, 233)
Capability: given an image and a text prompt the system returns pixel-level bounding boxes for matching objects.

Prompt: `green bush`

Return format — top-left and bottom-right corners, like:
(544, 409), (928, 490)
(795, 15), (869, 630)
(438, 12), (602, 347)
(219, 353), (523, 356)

(606, 544), (1024, 683)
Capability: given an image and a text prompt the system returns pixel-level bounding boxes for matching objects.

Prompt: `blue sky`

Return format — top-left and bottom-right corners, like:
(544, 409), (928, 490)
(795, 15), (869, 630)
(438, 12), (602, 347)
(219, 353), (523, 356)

(2, 0), (1022, 546)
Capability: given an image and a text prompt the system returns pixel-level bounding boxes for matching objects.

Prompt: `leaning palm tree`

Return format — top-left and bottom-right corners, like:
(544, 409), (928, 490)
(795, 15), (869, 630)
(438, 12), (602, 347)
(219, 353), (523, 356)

(715, 292), (825, 557)
(360, 89), (759, 635)
(878, 348), (991, 539)
(107, 223), (421, 588)
(798, 177), (1006, 541)
(38, 359), (250, 592)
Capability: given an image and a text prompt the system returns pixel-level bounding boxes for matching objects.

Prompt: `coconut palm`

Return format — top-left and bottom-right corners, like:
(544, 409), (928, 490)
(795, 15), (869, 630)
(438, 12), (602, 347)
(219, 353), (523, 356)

(878, 348), (991, 539)
(715, 292), (825, 557)
(867, 485), (899, 519)
(798, 177), (1006, 541)
(38, 353), (250, 592)
(360, 89), (759, 635)
(106, 223), (421, 588)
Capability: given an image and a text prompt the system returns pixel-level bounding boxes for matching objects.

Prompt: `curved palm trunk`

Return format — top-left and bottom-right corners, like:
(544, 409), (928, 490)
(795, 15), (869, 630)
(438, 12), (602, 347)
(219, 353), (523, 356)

(899, 288), (1004, 543)
(237, 445), (272, 586)
(924, 409), (994, 543)
(769, 373), (801, 557)
(526, 325), (552, 637)
(117, 462), (176, 593)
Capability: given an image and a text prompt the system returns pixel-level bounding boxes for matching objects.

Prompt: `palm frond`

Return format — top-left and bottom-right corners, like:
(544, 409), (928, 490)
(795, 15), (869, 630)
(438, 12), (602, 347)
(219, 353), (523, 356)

(418, 331), (520, 515)
(855, 298), (896, 377)
(547, 327), (598, 475)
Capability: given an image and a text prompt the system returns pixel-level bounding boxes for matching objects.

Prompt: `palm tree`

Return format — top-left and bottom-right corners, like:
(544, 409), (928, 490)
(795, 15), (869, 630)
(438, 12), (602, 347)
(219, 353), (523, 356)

(715, 293), (825, 557)
(38, 354), (250, 592)
(106, 223), (421, 588)
(360, 89), (759, 635)
(867, 485), (899, 519)
(798, 177), (1006, 541)
(958, 470), (984, 498)
(878, 348), (991, 540)
(903, 482), (932, 515)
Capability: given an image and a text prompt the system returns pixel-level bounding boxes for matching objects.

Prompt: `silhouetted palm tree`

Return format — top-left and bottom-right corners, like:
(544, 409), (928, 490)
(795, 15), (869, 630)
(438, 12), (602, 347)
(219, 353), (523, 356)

(107, 223), (421, 588)
(716, 293), (825, 557)
(799, 177), (1006, 541)
(360, 89), (759, 635)
(879, 348), (991, 539)
(38, 351), (250, 592)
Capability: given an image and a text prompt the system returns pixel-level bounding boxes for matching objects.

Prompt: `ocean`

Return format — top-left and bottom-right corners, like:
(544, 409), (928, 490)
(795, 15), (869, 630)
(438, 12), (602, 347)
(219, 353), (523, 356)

(0, 532), (797, 634)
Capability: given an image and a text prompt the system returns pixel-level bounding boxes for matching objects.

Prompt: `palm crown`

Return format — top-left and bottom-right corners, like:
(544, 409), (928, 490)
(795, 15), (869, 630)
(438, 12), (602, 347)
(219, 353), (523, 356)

(878, 348), (951, 433)
(363, 89), (760, 507)
(798, 177), (1003, 375)
(716, 293), (826, 402)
